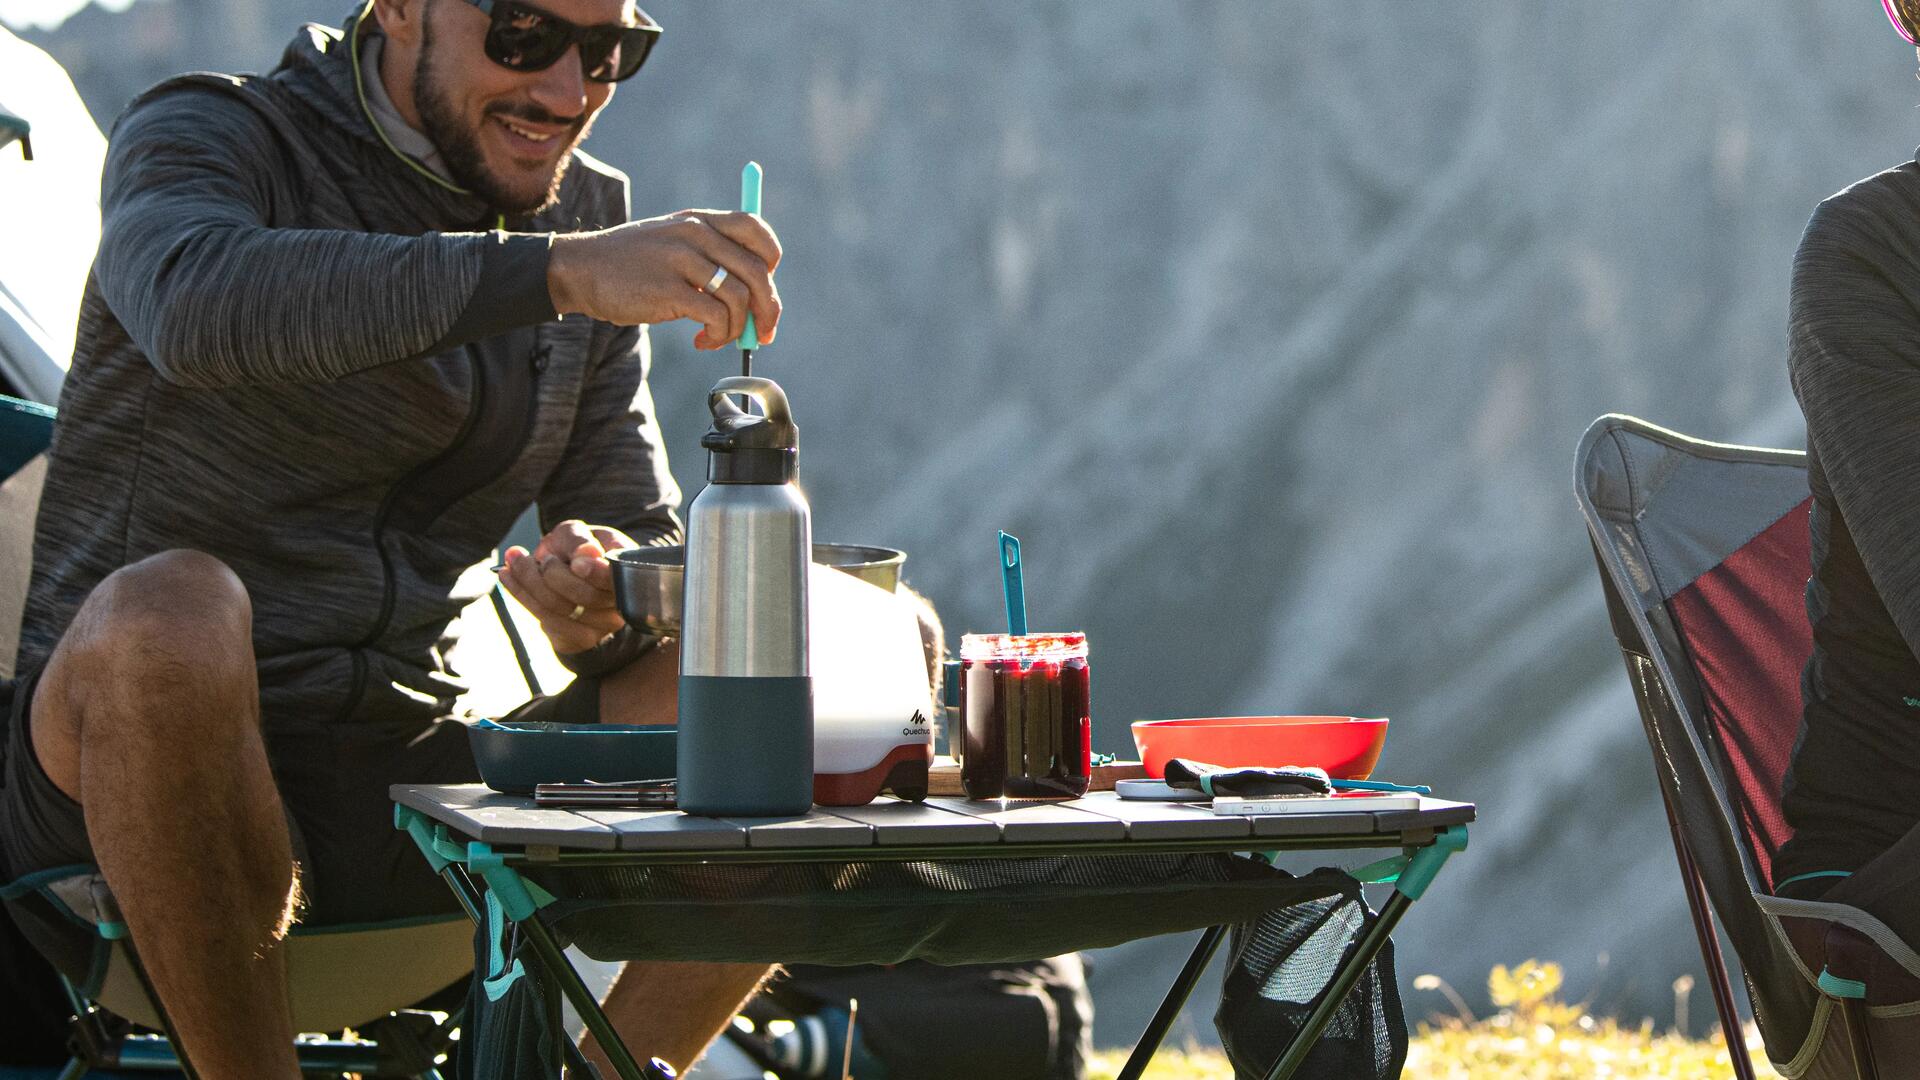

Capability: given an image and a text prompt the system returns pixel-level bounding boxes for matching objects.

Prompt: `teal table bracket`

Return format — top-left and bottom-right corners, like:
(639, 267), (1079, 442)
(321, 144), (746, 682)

(395, 803), (463, 873)
(1266, 848), (1409, 886)
(1394, 824), (1468, 901)
(1348, 853), (1411, 885)
(467, 841), (555, 922)
(395, 807), (555, 920)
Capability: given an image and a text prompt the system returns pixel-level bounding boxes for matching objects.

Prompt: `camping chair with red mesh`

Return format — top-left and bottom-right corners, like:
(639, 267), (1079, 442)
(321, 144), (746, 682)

(1576, 413), (1920, 1080)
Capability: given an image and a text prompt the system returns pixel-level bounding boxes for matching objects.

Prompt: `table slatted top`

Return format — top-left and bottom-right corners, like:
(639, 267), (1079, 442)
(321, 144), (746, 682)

(393, 784), (1475, 855)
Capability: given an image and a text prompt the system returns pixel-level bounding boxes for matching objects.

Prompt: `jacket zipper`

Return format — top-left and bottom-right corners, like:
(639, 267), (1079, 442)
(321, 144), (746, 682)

(333, 344), (504, 724)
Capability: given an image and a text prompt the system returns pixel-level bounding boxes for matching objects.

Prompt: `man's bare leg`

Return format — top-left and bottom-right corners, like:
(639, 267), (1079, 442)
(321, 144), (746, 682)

(32, 550), (300, 1078)
(584, 961), (776, 1075)
(581, 642), (775, 1073)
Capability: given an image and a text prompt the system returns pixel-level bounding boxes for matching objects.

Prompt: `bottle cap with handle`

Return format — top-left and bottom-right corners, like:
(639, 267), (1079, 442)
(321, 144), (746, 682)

(701, 375), (797, 483)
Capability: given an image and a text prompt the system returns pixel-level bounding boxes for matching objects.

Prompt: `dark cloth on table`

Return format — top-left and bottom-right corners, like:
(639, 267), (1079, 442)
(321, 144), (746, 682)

(1777, 149), (1920, 931)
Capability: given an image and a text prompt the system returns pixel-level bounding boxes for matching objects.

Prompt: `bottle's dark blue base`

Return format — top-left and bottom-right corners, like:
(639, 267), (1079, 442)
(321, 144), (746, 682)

(676, 674), (814, 816)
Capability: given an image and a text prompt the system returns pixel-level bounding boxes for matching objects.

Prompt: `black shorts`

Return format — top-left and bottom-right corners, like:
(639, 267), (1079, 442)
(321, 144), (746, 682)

(0, 669), (599, 932)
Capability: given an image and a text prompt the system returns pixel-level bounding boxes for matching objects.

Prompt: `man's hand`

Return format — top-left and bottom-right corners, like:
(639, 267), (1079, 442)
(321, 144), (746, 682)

(547, 210), (783, 351)
(497, 520), (636, 656)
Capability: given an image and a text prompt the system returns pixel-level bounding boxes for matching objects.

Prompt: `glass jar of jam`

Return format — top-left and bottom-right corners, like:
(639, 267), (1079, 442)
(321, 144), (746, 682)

(959, 632), (1091, 800)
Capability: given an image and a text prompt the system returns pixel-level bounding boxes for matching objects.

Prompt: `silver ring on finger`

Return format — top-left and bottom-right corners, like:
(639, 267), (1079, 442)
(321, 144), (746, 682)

(702, 265), (728, 293)
(568, 603), (586, 622)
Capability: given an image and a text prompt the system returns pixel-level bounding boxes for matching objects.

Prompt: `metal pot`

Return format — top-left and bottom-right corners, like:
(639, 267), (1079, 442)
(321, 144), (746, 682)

(612, 543), (906, 636)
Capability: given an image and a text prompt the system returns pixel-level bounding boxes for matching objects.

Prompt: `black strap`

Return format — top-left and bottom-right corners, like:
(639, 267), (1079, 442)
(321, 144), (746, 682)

(1163, 758), (1332, 798)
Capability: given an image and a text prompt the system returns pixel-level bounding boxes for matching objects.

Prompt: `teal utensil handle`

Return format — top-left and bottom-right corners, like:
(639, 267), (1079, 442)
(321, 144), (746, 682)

(1000, 531), (1027, 636)
(1331, 778), (1433, 795)
(738, 161), (763, 351)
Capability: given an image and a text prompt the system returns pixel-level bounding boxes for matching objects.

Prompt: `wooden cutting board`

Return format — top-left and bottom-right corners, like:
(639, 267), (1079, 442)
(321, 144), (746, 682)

(926, 758), (1147, 797)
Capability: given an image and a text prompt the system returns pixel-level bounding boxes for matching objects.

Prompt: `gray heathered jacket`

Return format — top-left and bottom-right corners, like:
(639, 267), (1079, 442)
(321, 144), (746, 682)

(16, 12), (682, 730)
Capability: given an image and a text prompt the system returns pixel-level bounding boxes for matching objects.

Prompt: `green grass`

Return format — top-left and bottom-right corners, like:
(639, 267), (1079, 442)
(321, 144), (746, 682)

(1087, 961), (1782, 1079)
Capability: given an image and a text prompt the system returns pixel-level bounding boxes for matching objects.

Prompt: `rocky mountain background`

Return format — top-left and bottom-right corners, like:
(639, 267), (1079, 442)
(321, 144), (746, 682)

(15, 0), (1920, 1048)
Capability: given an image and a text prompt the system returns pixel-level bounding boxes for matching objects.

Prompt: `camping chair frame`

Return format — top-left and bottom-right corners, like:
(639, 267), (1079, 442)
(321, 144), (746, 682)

(1577, 413), (1917, 1080)
(40, 963), (461, 1079)
(1591, 542), (1762, 1080)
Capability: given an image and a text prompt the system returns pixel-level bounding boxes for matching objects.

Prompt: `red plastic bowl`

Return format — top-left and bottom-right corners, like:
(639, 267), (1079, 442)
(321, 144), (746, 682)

(1130, 716), (1389, 780)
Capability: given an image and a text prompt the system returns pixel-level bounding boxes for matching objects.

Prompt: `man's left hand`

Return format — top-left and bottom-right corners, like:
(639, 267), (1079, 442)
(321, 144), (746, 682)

(497, 520), (635, 656)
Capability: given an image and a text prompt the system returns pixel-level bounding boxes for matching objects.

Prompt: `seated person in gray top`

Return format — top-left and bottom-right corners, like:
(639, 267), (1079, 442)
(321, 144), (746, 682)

(0, 0), (782, 1074)
(1774, 0), (1920, 942)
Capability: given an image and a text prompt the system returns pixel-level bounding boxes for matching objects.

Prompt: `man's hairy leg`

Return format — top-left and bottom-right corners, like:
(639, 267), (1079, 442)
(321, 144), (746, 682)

(33, 550), (300, 1078)
(582, 641), (775, 1073)
(584, 962), (777, 1075)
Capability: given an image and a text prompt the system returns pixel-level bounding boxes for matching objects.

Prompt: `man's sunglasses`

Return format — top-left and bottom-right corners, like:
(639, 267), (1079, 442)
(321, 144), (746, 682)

(465, 0), (662, 84)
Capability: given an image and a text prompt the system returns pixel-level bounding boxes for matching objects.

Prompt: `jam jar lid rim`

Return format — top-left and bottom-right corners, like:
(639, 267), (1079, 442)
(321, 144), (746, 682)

(959, 632), (1088, 660)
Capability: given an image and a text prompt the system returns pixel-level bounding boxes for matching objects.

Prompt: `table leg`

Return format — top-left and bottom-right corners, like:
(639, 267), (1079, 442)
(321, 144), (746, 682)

(445, 864), (633, 1076)
(515, 911), (652, 1080)
(562, 1033), (605, 1078)
(1115, 924), (1230, 1080)
(443, 865), (487, 924)
(1261, 889), (1412, 1080)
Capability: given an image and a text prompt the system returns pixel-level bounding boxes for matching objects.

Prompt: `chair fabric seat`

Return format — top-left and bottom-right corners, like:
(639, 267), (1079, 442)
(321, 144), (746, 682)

(95, 916), (474, 1034)
(8, 864), (473, 1033)
(1754, 894), (1920, 1076)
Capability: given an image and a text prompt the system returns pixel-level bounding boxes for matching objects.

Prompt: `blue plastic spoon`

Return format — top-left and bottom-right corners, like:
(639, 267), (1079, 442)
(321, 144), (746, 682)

(1000, 531), (1027, 636)
(1331, 778), (1433, 795)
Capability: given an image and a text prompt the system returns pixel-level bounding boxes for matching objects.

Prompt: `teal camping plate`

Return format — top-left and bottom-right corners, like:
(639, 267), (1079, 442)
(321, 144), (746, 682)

(468, 718), (677, 794)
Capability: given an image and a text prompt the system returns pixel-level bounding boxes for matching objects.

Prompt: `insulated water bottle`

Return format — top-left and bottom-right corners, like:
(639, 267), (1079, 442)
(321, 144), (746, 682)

(677, 376), (814, 816)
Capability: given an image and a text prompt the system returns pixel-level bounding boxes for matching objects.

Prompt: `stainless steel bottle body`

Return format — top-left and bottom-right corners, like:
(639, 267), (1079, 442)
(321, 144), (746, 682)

(676, 375), (814, 817)
(680, 482), (812, 677)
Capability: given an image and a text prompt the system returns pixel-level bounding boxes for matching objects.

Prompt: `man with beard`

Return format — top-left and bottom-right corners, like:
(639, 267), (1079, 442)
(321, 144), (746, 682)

(0, 0), (782, 1074)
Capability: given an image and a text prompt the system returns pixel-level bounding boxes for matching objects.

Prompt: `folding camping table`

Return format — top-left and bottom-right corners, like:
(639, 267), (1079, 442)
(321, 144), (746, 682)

(392, 784), (1473, 1080)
